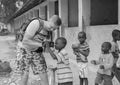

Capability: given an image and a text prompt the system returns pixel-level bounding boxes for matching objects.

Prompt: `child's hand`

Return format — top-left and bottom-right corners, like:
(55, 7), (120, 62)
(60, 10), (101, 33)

(91, 60), (96, 65)
(99, 65), (104, 69)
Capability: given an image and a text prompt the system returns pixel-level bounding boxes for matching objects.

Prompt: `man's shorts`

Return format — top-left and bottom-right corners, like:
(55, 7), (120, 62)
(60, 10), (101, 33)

(17, 48), (47, 75)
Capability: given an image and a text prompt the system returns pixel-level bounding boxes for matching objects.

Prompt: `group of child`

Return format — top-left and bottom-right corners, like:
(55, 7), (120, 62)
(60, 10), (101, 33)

(15, 29), (120, 85)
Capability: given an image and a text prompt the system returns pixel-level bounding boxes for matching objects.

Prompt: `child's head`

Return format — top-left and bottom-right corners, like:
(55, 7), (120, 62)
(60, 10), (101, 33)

(55, 37), (67, 51)
(112, 29), (120, 41)
(78, 31), (86, 44)
(101, 42), (112, 54)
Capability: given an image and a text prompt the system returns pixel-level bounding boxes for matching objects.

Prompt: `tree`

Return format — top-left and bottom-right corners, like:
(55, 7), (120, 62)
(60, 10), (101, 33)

(0, 0), (28, 22)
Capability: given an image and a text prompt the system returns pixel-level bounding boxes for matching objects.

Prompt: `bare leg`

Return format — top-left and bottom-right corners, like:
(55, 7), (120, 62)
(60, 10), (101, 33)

(20, 71), (29, 85)
(39, 72), (49, 85)
(50, 70), (56, 85)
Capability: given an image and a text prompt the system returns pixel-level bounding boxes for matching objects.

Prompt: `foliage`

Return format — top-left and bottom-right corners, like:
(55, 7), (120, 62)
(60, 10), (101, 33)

(0, 0), (28, 22)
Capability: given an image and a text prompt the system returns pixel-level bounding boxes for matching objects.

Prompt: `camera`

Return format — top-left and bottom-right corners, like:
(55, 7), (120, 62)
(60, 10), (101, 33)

(49, 41), (54, 47)
(42, 41), (54, 48)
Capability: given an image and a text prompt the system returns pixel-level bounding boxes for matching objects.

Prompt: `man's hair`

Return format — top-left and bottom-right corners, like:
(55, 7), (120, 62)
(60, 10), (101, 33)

(50, 15), (62, 26)
(57, 37), (67, 46)
(78, 31), (86, 38)
(112, 29), (120, 38)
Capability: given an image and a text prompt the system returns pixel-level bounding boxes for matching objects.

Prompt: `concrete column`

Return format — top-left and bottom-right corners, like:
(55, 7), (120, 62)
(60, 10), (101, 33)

(82, 0), (90, 26)
(47, 1), (55, 20)
(58, 0), (68, 37)
(118, 0), (120, 25)
(78, 0), (83, 31)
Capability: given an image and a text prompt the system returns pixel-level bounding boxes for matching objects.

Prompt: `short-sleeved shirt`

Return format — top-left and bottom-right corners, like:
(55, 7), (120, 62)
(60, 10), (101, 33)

(55, 49), (73, 83)
(22, 19), (48, 52)
(97, 53), (114, 75)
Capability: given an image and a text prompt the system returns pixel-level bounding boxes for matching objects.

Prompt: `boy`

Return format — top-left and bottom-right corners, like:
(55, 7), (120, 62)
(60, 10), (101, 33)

(47, 37), (73, 85)
(91, 42), (114, 85)
(72, 31), (90, 85)
(111, 29), (120, 82)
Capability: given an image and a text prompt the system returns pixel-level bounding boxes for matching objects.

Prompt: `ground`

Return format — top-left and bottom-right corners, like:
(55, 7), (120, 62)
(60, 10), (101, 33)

(0, 34), (119, 85)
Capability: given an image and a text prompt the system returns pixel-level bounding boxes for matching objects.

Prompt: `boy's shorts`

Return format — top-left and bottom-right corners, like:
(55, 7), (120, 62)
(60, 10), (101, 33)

(95, 73), (113, 85)
(77, 62), (88, 78)
(17, 48), (47, 75)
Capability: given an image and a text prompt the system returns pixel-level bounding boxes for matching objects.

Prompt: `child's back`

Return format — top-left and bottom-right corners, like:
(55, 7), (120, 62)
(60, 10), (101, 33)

(56, 49), (73, 83)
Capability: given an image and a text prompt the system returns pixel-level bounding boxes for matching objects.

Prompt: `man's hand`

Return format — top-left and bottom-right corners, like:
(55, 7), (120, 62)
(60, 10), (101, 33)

(99, 65), (104, 69)
(91, 60), (97, 65)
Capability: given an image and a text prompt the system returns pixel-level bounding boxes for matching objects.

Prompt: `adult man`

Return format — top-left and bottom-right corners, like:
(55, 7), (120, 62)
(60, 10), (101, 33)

(19, 15), (62, 85)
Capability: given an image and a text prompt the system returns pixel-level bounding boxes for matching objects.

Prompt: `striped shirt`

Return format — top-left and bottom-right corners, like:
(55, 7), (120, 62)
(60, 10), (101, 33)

(55, 49), (73, 83)
(72, 42), (89, 63)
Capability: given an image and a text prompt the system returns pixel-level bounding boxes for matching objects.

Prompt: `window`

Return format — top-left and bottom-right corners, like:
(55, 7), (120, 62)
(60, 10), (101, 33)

(90, 0), (118, 25)
(68, 0), (78, 27)
(45, 6), (47, 20)
(34, 9), (39, 18)
(30, 11), (33, 18)
(55, 0), (59, 15)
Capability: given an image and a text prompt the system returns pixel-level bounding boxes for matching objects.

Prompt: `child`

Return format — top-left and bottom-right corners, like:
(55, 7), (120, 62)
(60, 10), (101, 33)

(72, 31), (89, 85)
(111, 29), (120, 82)
(91, 42), (114, 85)
(47, 37), (73, 85)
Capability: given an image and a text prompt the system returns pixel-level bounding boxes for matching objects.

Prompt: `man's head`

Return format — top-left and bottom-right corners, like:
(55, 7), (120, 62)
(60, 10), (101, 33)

(101, 42), (112, 53)
(48, 15), (62, 31)
(78, 31), (86, 44)
(112, 29), (120, 41)
(55, 37), (67, 51)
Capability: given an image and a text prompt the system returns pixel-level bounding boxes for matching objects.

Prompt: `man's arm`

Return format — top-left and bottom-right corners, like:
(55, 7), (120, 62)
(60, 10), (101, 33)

(22, 20), (42, 47)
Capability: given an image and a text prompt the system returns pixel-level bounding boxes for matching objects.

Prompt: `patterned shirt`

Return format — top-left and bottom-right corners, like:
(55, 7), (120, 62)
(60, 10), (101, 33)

(72, 42), (89, 63)
(55, 49), (73, 83)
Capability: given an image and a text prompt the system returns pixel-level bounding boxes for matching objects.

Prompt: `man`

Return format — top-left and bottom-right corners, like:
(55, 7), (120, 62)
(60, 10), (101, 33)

(19, 15), (62, 85)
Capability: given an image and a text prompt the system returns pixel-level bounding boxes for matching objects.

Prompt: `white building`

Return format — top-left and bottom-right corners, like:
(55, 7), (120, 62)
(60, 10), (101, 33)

(8, 0), (120, 85)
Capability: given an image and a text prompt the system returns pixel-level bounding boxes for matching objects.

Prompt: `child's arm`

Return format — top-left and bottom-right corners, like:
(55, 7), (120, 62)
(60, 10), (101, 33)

(78, 48), (90, 57)
(91, 60), (100, 65)
(47, 48), (58, 60)
(58, 52), (69, 65)
(116, 56), (120, 68)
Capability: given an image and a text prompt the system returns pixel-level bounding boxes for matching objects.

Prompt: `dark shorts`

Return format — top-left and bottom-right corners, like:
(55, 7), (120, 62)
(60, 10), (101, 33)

(17, 48), (47, 75)
(58, 82), (73, 85)
(112, 63), (120, 82)
(95, 73), (113, 85)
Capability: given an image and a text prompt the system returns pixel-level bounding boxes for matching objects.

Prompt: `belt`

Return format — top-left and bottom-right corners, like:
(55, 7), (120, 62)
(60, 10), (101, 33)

(32, 47), (43, 53)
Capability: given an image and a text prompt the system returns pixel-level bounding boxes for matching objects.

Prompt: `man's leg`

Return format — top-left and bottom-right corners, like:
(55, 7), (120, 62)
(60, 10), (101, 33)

(39, 72), (49, 85)
(20, 71), (29, 85)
